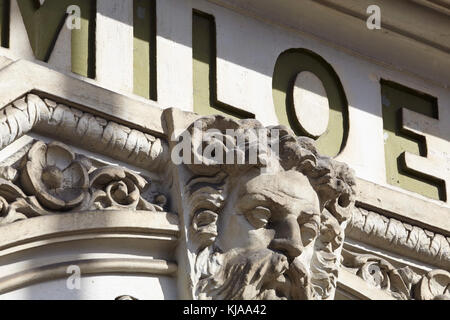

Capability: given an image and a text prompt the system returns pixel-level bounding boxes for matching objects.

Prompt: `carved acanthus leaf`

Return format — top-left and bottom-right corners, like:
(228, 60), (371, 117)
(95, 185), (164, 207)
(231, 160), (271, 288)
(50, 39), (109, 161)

(342, 249), (450, 300)
(415, 270), (450, 300)
(88, 166), (165, 212)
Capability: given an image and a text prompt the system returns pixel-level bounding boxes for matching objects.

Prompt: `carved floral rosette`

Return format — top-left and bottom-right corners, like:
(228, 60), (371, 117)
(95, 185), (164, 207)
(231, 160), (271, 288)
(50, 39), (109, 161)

(21, 141), (89, 211)
(0, 140), (167, 225)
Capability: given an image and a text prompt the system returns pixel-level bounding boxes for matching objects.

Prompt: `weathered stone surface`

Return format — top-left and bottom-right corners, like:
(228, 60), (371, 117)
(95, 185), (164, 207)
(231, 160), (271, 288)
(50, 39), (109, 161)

(0, 94), (168, 172)
(342, 249), (450, 300)
(171, 114), (357, 300)
(0, 140), (167, 225)
(348, 207), (450, 270)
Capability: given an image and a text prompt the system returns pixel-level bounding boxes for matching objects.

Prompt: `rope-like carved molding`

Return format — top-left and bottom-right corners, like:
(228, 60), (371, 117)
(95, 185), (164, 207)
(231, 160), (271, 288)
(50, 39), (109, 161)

(348, 207), (450, 269)
(0, 94), (168, 172)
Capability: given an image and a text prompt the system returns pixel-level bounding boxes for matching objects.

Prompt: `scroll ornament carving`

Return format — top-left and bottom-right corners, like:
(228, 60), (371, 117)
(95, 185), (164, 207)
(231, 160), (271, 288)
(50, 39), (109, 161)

(415, 270), (450, 300)
(342, 249), (450, 300)
(181, 115), (356, 300)
(0, 141), (167, 225)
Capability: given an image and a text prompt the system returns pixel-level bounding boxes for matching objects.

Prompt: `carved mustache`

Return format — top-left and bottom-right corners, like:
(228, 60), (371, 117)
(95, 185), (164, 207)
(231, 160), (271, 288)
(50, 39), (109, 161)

(285, 258), (313, 299)
(203, 248), (312, 300)
(260, 251), (311, 300)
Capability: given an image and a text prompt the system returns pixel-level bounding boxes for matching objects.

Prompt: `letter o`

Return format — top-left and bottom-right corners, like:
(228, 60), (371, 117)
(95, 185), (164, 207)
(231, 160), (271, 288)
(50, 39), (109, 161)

(272, 49), (349, 157)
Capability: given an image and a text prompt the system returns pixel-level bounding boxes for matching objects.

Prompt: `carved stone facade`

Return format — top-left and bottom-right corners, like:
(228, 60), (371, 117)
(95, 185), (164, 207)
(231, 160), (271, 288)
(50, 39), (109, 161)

(0, 139), (167, 225)
(179, 116), (356, 300)
(342, 249), (450, 300)
(348, 207), (450, 269)
(0, 89), (447, 300)
(0, 0), (448, 301)
(0, 95), (169, 225)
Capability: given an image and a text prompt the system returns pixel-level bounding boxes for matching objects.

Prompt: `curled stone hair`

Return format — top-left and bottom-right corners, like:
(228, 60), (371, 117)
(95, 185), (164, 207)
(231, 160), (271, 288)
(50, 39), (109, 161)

(184, 116), (356, 241)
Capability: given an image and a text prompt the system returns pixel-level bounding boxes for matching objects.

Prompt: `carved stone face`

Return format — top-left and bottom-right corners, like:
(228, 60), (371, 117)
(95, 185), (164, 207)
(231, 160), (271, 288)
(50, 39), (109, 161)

(211, 169), (321, 300)
(188, 116), (356, 300)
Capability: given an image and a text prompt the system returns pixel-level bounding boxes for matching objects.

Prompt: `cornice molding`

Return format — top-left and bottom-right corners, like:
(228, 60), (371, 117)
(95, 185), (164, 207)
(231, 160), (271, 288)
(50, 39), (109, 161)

(206, 0), (450, 87)
(314, 0), (450, 53)
(348, 207), (449, 270)
(351, 178), (450, 270)
(208, 0), (450, 53)
(409, 0), (450, 16)
(0, 258), (177, 296)
(0, 59), (165, 136)
(0, 94), (168, 173)
(355, 178), (450, 236)
(0, 211), (179, 257)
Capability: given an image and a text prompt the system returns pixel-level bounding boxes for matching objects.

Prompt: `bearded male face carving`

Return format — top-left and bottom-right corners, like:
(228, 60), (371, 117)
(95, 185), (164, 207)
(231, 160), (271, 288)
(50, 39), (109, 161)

(203, 170), (321, 300)
(184, 116), (355, 300)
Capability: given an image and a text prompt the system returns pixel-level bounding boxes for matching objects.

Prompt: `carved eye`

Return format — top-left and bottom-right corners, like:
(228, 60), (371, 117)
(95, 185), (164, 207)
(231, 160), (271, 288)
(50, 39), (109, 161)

(244, 206), (271, 229)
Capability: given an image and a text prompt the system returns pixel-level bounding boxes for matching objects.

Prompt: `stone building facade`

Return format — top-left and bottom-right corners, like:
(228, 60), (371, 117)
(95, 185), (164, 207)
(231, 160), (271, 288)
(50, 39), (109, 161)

(0, 0), (448, 300)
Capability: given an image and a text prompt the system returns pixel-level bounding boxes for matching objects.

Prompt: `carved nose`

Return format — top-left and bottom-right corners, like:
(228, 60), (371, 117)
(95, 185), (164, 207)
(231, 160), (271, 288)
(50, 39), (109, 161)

(269, 215), (303, 261)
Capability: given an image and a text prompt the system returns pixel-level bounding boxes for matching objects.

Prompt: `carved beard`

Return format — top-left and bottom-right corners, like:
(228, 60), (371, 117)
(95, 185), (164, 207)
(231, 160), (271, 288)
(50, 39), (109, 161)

(197, 248), (313, 300)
